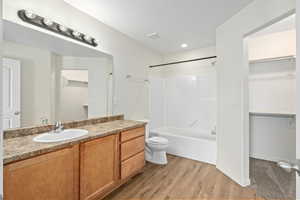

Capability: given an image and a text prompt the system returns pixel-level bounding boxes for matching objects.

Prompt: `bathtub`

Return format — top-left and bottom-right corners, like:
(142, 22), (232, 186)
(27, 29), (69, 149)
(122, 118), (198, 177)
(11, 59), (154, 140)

(150, 127), (217, 165)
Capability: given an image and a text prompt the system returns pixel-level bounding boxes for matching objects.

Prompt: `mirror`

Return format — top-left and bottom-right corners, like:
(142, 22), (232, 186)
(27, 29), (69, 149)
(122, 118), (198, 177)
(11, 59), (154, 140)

(2, 21), (114, 130)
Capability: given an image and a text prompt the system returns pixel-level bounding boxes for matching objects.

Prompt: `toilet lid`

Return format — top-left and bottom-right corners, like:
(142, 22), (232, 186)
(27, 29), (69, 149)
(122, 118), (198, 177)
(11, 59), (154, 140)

(147, 137), (168, 145)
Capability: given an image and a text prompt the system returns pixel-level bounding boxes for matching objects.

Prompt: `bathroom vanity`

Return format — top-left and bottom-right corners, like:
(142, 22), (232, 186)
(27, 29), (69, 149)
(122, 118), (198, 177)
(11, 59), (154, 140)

(3, 116), (146, 200)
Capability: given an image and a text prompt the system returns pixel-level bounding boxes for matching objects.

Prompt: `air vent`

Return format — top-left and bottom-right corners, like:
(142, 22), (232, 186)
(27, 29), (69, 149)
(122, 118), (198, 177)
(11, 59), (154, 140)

(147, 32), (160, 39)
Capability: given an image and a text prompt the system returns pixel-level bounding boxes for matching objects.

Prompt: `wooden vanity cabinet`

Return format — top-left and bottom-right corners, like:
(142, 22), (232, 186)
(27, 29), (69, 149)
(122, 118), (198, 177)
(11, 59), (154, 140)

(80, 134), (119, 200)
(4, 126), (146, 200)
(4, 145), (79, 200)
(120, 127), (145, 180)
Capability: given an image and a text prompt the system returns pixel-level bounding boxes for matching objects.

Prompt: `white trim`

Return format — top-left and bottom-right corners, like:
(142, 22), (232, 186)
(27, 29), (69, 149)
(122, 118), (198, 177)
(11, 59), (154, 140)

(296, 0), (300, 198)
(0, 0), (3, 195)
(249, 55), (295, 64)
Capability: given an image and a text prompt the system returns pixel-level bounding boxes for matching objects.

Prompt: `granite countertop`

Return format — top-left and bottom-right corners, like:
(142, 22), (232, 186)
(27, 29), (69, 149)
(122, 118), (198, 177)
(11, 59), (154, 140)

(4, 120), (146, 165)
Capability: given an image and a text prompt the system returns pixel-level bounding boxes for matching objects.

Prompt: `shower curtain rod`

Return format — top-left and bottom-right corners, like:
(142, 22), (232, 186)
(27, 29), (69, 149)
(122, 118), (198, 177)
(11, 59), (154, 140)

(149, 56), (217, 68)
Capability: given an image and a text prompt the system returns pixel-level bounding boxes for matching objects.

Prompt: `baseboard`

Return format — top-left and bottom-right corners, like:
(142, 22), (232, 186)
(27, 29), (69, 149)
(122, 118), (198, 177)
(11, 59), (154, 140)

(242, 178), (251, 187)
(167, 152), (216, 165)
(250, 155), (282, 163)
(216, 165), (251, 187)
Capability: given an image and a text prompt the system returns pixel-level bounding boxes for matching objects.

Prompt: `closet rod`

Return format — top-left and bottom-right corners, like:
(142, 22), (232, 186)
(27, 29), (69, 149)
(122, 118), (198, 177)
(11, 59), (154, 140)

(250, 55), (296, 64)
(149, 56), (217, 68)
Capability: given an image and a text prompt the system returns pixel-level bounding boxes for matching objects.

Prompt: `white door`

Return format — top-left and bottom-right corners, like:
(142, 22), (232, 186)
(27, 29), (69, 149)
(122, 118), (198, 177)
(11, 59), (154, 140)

(2, 58), (21, 129)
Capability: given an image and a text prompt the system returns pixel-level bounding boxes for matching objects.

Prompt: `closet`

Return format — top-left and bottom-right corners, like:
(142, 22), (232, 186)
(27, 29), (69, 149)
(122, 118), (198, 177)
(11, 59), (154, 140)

(249, 56), (296, 162)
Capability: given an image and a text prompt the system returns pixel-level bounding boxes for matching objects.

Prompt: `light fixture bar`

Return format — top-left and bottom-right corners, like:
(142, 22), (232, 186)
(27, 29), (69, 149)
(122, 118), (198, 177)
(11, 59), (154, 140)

(18, 9), (98, 47)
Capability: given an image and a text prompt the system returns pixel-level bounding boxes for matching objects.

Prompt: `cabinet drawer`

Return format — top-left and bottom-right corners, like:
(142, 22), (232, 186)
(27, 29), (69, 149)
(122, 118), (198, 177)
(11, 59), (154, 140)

(121, 136), (145, 161)
(121, 127), (145, 143)
(121, 152), (145, 180)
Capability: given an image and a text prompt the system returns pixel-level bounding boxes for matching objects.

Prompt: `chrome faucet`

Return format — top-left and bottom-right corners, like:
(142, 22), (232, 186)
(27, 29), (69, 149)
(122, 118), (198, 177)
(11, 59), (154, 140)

(53, 121), (64, 133)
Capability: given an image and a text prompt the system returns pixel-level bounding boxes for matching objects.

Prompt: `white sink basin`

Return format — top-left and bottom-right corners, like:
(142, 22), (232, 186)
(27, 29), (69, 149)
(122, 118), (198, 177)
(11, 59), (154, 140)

(33, 129), (88, 143)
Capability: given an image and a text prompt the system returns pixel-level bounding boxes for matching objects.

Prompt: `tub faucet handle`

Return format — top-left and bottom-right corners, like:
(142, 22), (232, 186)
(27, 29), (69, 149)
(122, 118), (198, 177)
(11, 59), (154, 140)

(211, 126), (217, 135)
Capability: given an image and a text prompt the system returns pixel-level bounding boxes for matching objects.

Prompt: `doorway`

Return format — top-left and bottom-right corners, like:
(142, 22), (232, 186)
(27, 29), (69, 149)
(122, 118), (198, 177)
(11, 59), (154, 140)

(247, 14), (296, 199)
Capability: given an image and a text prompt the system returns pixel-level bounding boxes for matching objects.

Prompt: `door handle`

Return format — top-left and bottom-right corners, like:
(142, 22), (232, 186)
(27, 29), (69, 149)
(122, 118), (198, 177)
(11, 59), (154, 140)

(14, 111), (20, 115)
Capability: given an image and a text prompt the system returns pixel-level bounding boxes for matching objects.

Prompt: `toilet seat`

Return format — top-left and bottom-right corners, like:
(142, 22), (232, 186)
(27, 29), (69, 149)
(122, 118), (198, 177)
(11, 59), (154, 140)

(146, 137), (168, 145)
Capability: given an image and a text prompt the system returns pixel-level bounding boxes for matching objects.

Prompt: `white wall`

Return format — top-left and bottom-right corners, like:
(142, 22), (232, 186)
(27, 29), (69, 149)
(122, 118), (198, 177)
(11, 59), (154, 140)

(3, 41), (53, 127)
(3, 0), (163, 120)
(249, 59), (296, 114)
(0, 0), (3, 196)
(250, 115), (295, 162)
(216, 0), (295, 186)
(248, 30), (296, 60)
(164, 46), (216, 63)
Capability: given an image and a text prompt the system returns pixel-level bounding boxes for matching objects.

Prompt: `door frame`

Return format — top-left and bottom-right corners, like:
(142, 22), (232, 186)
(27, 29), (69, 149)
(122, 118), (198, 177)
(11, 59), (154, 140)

(296, 1), (300, 198)
(243, 12), (297, 186)
(0, 0), (3, 197)
(216, 0), (296, 187)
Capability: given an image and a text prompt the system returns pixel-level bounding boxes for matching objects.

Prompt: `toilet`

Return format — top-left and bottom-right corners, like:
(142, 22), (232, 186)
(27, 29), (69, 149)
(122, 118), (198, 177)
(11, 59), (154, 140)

(138, 120), (169, 165)
(146, 136), (169, 165)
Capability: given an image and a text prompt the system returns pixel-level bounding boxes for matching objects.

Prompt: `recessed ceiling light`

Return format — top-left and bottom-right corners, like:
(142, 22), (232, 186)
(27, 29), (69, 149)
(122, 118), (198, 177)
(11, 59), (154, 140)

(181, 43), (188, 48)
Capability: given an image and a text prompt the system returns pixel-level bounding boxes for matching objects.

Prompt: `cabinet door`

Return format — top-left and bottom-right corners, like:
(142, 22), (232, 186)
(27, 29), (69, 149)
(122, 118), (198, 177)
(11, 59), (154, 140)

(4, 145), (79, 200)
(80, 135), (119, 200)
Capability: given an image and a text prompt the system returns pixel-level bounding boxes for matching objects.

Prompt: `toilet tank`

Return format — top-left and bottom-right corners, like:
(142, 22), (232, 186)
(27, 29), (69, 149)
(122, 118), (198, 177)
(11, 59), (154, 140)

(137, 119), (150, 139)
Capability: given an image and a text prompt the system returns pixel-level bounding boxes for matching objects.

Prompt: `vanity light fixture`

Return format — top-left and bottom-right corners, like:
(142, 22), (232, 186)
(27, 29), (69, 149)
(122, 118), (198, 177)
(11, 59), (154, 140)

(18, 9), (98, 47)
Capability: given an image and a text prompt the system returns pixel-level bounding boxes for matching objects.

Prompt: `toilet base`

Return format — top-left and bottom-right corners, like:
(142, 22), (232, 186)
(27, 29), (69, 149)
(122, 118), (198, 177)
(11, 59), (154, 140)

(146, 150), (168, 165)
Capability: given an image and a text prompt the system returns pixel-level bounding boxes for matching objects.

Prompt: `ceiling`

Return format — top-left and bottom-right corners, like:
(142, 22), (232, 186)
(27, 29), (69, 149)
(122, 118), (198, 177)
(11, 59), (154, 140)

(64, 0), (253, 54)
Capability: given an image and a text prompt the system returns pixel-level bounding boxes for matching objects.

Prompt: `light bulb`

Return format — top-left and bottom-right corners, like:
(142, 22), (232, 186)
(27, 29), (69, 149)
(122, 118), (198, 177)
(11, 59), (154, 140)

(24, 10), (37, 20)
(84, 35), (92, 42)
(42, 18), (54, 26)
(93, 39), (98, 45)
(72, 30), (81, 38)
(58, 25), (68, 32)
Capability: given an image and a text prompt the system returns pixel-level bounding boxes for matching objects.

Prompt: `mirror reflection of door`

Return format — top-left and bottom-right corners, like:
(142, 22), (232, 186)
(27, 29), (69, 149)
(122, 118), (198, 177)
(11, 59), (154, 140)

(2, 58), (21, 129)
